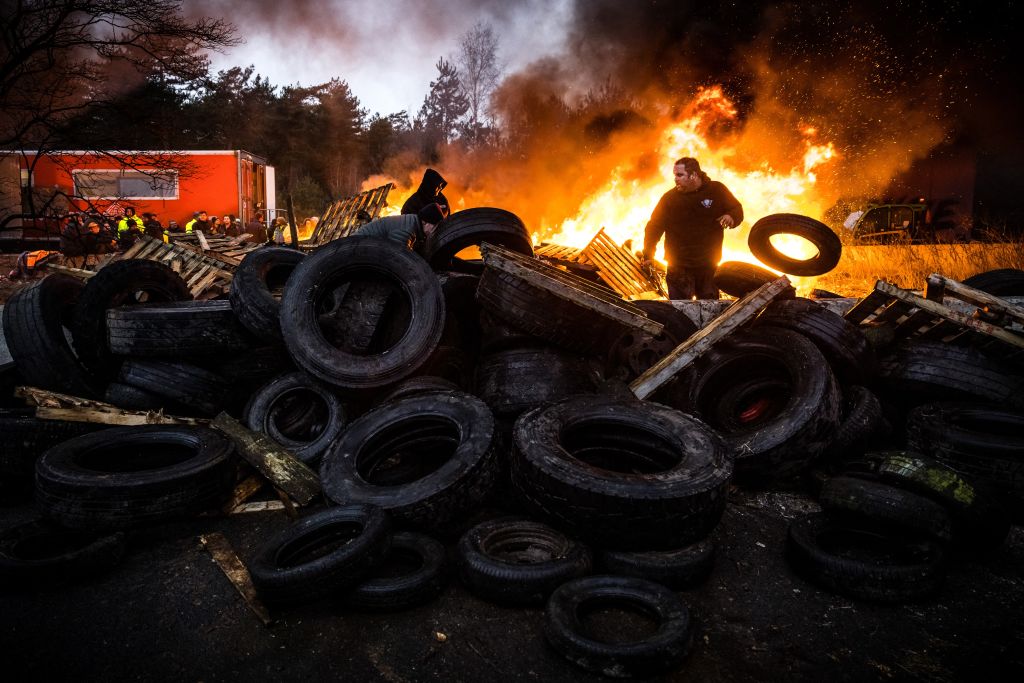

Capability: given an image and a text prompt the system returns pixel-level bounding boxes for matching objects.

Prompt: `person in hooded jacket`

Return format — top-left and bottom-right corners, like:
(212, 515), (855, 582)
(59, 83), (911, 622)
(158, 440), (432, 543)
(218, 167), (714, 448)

(401, 168), (450, 217)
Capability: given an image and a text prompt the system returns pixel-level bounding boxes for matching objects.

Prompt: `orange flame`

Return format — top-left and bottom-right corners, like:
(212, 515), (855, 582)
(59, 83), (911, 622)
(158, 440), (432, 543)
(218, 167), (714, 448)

(539, 88), (838, 292)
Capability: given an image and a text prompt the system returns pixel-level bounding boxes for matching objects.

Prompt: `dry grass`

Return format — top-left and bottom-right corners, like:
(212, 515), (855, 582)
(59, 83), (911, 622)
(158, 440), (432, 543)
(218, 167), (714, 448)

(809, 240), (1024, 296)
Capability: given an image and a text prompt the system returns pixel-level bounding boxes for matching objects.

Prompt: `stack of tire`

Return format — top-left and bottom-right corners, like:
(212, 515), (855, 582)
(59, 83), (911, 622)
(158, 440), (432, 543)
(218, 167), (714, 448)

(787, 451), (1010, 603)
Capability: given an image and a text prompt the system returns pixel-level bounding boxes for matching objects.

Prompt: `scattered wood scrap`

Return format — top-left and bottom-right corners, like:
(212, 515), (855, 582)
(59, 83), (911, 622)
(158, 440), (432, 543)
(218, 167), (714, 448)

(211, 413), (321, 507)
(111, 235), (237, 297)
(14, 386), (207, 426)
(629, 276), (794, 399)
(200, 532), (272, 626)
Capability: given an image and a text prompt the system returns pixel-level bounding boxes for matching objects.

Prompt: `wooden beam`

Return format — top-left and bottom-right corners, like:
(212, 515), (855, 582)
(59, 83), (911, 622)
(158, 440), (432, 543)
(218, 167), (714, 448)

(629, 276), (793, 399)
(221, 474), (266, 514)
(194, 230), (210, 251)
(927, 273), (1024, 326)
(199, 533), (273, 626)
(210, 413), (321, 506)
(874, 281), (1024, 349)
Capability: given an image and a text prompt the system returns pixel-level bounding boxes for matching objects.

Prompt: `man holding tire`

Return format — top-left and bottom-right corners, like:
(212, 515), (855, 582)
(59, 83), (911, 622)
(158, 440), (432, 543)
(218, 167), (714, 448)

(642, 157), (743, 300)
(352, 202), (448, 252)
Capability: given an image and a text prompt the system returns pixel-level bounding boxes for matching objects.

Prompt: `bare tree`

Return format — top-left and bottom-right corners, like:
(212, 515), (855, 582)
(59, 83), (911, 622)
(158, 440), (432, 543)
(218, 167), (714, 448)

(0, 1), (238, 149)
(456, 21), (502, 145)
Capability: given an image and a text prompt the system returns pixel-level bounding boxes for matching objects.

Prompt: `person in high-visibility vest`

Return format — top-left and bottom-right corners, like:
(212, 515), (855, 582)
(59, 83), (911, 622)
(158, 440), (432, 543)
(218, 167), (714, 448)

(184, 210), (210, 234)
(116, 207), (144, 241)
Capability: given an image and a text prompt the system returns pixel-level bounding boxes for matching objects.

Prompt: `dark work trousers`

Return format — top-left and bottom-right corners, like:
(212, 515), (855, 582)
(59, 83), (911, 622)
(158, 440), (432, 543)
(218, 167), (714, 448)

(666, 265), (720, 300)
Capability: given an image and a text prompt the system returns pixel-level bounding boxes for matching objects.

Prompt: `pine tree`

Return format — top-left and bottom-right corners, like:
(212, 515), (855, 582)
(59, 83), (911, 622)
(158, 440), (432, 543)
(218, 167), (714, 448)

(417, 58), (469, 147)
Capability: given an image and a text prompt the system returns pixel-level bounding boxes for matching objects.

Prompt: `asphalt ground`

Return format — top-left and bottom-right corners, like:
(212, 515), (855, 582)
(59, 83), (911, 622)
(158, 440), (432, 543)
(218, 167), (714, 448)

(2, 486), (1023, 682)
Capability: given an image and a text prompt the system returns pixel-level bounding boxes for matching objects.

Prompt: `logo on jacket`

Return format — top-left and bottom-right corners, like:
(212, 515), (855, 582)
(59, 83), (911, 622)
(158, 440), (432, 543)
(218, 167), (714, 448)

(701, 199), (713, 208)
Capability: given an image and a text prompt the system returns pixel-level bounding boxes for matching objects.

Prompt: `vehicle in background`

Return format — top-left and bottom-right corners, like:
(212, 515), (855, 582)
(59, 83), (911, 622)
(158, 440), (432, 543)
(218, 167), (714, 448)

(842, 199), (971, 245)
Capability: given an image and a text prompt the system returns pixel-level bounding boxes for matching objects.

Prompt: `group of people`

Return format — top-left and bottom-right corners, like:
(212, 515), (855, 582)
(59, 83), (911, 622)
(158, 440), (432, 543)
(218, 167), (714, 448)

(37, 160), (738, 300)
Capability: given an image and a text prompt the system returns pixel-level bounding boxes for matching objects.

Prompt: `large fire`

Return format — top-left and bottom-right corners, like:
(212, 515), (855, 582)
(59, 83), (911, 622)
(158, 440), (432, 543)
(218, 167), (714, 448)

(539, 86), (837, 292)
(375, 86), (839, 296)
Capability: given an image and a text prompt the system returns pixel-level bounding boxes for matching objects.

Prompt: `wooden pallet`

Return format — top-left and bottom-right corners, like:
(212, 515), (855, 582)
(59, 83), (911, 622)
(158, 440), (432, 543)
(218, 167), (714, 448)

(534, 230), (664, 299)
(304, 183), (394, 247)
(111, 235), (238, 298)
(170, 231), (263, 266)
(480, 242), (664, 337)
(844, 273), (1024, 361)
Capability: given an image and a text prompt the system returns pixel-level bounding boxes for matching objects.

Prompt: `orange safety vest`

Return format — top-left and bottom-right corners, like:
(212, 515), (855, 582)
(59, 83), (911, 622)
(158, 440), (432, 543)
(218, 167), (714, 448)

(24, 250), (54, 268)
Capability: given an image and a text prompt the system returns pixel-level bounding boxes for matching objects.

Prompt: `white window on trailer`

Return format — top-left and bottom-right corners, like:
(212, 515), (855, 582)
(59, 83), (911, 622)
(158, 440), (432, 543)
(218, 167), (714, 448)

(73, 169), (179, 199)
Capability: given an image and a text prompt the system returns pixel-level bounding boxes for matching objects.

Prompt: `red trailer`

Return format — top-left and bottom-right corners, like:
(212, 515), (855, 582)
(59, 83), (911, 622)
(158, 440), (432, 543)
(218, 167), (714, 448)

(2, 150), (274, 248)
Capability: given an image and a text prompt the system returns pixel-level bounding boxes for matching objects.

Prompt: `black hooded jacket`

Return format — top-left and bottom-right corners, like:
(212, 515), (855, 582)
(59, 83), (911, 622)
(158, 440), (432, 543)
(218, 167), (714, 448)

(401, 168), (449, 216)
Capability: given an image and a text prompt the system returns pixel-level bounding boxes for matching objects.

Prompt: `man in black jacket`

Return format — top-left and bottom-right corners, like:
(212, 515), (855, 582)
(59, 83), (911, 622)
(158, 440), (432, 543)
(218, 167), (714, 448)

(642, 157), (743, 300)
(401, 168), (450, 216)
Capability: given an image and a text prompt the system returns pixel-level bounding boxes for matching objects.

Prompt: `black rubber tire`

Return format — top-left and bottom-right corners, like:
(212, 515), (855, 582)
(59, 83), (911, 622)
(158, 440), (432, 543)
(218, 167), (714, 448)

(475, 344), (595, 418)
(320, 391), (499, 529)
(785, 512), (946, 603)
(243, 372), (347, 465)
(478, 308), (538, 351)
(672, 326), (841, 481)
(598, 538), (715, 590)
(829, 385), (884, 459)
(212, 345), (294, 386)
(477, 268), (629, 355)
(1, 274), (98, 397)
(906, 402), (1024, 517)
(713, 261), (782, 298)
(345, 531), (447, 611)
(0, 416), (105, 502)
(279, 237), (445, 390)
(512, 395), (732, 551)
(103, 382), (167, 411)
(747, 213), (842, 276)
(106, 300), (257, 357)
(0, 519), (125, 586)
(877, 342), (1024, 412)
(846, 451), (1010, 552)
(424, 208), (533, 273)
(35, 425), (236, 530)
(819, 476), (953, 543)
(229, 246), (305, 341)
(605, 301), (698, 381)
(545, 575), (693, 678)
(118, 360), (230, 416)
(248, 505), (392, 607)
(458, 516), (592, 605)
(380, 375), (461, 404)
(438, 271), (483, 353)
(70, 259), (191, 380)
(754, 298), (877, 385)
(961, 268), (1024, 296)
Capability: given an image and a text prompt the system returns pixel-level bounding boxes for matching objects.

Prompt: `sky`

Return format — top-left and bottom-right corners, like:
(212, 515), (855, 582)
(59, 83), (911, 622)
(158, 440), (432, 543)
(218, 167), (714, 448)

(191, 0), (576, 117)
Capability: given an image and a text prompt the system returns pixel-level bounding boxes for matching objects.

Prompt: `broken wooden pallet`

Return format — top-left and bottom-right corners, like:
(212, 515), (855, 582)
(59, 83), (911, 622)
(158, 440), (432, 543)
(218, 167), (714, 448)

(171, 231), (263, 265)
(110, 235), (237, 297)
(304, 182), (393, 247)
(578, 228), (665, 299)
(480, 242), (664, 339)
(535, 230), (664, 299)
(844, 274), (1024, 362)
(629, 276), (794, 399)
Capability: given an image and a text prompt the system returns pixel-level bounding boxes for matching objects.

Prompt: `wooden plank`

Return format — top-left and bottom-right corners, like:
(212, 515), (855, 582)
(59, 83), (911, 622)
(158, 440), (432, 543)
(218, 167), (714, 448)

(210, 413), (321, 506)
(190, 270), (224, 297)
(221, 474), (266, 514)
(924, 273), (946, 302)
(482, 245), (663, 335)
(195, 230), (210, 251)
(35, 406), (205, 426)
(229, 500), (286, 514)
(875, 281), (1024, 349)
(929, 273), (1024, 326)
(120, 239), (151, 260)
(843, 289), (891, 324)
(186, 264), (213, 288)
(44, 263), (97, 279)
(630, 277), (793, 399)
(199, 533), (273, 626)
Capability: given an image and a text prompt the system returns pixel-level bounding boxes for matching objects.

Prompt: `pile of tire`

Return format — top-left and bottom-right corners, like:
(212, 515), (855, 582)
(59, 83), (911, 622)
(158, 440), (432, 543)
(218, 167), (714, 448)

(3, 207), (1024, 678)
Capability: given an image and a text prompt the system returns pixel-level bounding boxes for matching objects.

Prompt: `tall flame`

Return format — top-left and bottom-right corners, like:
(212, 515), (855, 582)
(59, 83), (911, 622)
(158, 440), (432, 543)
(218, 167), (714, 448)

(540, 86), (838, 290)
